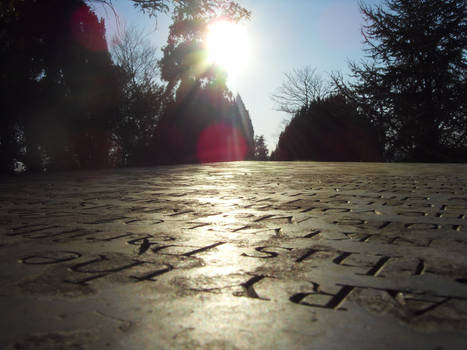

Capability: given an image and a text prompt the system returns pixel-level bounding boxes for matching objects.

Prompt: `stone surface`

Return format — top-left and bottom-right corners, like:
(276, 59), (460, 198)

(1, 161), (467, 349)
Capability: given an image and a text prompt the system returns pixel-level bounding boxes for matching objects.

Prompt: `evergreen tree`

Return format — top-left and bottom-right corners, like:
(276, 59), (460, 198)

(156, 83), (255, 164)
(335, 0), (467, 161)
(271, 95), (382, 162)
(159, 0), (248, 99)
(254, 135), (269, 160)
(0, 0), (251, 171)
(0, 0), (122, 171)
(234, 94), (255, 160)
(156, 0), (253, 164)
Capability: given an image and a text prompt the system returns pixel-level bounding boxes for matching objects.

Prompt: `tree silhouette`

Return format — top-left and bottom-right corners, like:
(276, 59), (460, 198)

(0, 0), (254, 172)
(271, 95), (383, 162)
(156, 82), (255, 164)
(254, 135), (269, 160)
(334, 0), (467, 162)
(156, 0), (254, 164)
(111, 27), (160, 88)
(129, 0), (249, 19)
(234, 94), (255, 160)
(111, 27), (164, 166)
(271, 66), (330, 114)
(0, 0), (123, 171)
(157, 0), (235, 101)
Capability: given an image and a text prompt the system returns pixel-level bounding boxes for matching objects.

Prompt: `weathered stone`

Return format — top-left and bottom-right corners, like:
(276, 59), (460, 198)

(1, 161), (467, 349)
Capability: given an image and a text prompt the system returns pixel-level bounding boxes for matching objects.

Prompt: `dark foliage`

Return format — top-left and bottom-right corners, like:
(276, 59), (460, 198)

(254, 135), (269, 160)
(113, 75), (164, 167)
(156, 84), (254, 164)
(110, 27), (165, 167)
(271, 95), (383, 162)
(0, 0), (254, 173)
(334, 0), (467, 162)
(0, 0), (122, 172)
(156, 0), (253, 164)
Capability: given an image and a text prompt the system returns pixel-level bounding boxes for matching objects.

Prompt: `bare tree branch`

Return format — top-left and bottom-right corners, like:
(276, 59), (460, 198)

(271, 66), (330, 114)
(110, 26), (160, 88)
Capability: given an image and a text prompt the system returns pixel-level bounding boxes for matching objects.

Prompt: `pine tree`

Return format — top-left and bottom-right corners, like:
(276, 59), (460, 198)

(335, 0), (466, 161)
(254, 135), (269, 160)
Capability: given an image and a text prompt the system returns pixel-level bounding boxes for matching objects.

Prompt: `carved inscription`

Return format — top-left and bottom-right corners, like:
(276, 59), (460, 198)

(2, 162), (467, 334)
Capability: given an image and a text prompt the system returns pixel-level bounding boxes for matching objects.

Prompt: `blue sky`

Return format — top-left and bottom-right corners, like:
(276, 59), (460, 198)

(94, 0), (383, 152)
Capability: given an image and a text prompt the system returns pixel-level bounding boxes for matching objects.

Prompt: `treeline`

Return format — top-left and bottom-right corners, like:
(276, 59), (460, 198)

(271, 95), (382, 162)
(272, 0), (466, 163)
(0, 0), (255, 173)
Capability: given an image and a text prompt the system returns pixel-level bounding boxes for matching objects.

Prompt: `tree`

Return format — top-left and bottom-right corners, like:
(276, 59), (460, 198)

(271, 66), (330, 114)
(234, 94), (255, 160)
(155, 0), (254, 164)
(0, 0), (121, 172)
(334, 0), (467, 162)
(271, 95), (383, 162)
(156, 85), (255, 164)
(0, 0), (251, 172)
(111, 27), (160, 88)
(159, 0), (249, 99)
(254, 135), (269, 160)
(111, 27), (164, 166)
(128, 0), (249, 19)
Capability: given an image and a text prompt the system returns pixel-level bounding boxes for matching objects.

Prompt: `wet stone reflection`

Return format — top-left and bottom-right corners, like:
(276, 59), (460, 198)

(1, 162), (467, 349)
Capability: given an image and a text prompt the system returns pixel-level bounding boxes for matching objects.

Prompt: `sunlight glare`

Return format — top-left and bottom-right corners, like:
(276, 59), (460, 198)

(205, 20), (250, 89)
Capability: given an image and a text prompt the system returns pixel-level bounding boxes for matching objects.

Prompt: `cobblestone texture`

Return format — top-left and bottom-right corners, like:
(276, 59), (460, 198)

(1, 161), (467, 349)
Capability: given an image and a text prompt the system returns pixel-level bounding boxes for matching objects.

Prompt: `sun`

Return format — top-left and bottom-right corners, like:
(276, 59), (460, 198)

(205, 19), (250, 87)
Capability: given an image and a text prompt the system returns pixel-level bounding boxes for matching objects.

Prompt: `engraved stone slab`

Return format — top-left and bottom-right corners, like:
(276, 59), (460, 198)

(1, 162), (467, 349)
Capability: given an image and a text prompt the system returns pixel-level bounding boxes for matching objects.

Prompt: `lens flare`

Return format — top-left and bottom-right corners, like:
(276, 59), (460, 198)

(197, 123), (247, 163)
